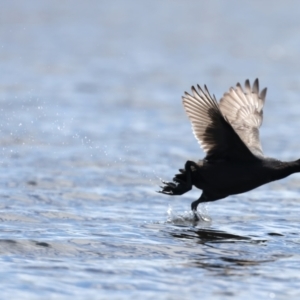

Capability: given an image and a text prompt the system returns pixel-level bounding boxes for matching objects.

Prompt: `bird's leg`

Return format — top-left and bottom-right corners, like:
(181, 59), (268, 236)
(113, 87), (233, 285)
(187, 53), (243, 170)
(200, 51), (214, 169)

(191, 193), (207, 212)
(191, 192), (225, 220)
(158, 160), (198, 195)
(191, 193), (208, 221)
(182, 160), (198, 188)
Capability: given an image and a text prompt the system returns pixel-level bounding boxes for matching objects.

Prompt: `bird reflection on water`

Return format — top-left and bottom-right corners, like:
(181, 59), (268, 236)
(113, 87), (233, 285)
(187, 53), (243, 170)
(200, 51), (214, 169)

(168, 226), (283, 271)
(169, 226), (252, 244)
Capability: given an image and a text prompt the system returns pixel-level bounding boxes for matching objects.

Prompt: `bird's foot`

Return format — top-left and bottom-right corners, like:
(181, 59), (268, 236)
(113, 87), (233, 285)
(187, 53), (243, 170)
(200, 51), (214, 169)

(158, 179), (191, 195)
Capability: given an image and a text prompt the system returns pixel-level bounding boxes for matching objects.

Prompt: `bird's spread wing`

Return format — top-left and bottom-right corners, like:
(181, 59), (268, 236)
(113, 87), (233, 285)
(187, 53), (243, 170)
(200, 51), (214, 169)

(182, 84), (257, 161)
(219, 79), (267, 157)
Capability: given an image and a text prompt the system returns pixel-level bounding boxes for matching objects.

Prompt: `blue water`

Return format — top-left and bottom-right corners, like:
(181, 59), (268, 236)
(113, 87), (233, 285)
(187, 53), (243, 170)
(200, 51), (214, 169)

(1, 0), (300, 299)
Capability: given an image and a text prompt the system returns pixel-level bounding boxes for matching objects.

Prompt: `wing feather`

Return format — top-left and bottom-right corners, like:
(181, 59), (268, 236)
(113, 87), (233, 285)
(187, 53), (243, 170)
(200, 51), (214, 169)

(219, 78), (267, 157)
(182, 84), (257, 161)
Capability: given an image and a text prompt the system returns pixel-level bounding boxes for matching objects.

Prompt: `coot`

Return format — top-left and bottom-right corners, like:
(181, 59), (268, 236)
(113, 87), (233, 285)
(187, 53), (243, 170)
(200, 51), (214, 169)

(159, 79), (300, 212)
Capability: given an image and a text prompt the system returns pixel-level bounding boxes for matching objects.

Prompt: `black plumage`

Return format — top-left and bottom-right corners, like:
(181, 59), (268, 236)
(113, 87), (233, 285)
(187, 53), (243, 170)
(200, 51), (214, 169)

(159, 79), (300, 212)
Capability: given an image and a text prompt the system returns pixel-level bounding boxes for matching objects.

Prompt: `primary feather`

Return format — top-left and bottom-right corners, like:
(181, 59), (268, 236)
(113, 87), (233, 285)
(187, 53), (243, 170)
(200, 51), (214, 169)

(182, 79), (263, 161)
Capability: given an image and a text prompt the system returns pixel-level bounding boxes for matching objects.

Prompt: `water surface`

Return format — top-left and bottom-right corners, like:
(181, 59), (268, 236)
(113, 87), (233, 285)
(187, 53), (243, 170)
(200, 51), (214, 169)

(1, 1), (300, 299)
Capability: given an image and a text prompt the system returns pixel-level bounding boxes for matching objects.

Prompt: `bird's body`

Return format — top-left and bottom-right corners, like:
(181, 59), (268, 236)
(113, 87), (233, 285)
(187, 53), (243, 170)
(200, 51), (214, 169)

(187, 158), (299, 199)
(159, 79), (300, 212)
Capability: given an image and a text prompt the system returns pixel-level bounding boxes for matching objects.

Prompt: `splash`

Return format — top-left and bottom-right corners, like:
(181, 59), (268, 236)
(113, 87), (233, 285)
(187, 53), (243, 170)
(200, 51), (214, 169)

(166, 204), (211, 225)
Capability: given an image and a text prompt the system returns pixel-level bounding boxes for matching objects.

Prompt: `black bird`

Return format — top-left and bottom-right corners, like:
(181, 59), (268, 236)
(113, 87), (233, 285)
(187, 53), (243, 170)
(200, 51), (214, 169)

(159, 79), (300, 212)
